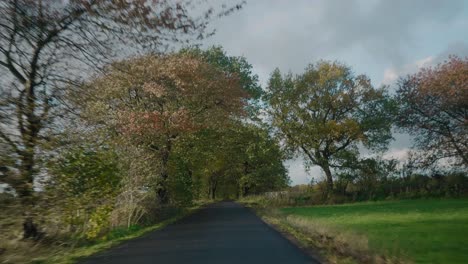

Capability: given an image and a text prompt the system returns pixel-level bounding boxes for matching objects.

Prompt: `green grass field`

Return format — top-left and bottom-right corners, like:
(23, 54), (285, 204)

(281, 199), (468, 264)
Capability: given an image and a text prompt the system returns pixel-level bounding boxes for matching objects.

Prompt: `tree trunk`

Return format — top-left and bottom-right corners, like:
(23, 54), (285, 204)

(19, 149), (35, 197)
(210, 181), (217, 200)
(157, 139), (172, 204)
(23, 217), (38, 239)
(15, 80), (43, 239)
(243, 186), (249, 197)
(209, 174), (218, 200)
(19, 147), (40, 239)
(157, 170), (169, 204)
(321, 163), (334, 197)
(210, 186), (216, 200)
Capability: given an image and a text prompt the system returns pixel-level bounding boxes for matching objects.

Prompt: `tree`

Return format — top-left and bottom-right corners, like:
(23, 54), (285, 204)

(180, 46), (263, 117)
(47, 145), (122, 238)
(182, 46), (262, 95)
(171, 123), (288, 200)
(266, 61), (393, 194)
(236, 125), (289, 196)
(50, 145), (121, 200)
(396, 56), (468, 167)
(77, 53), (248, 203)
(0, 0), (243, 200)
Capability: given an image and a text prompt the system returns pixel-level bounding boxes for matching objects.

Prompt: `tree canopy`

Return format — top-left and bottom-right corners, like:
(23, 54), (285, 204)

(396, 56), (468, 167)
(76, 53), (249, 203)
(266, 61), (394, 193)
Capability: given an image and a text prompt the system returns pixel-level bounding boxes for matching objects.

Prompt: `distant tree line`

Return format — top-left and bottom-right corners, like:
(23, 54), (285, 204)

(260, 168), (467, 207)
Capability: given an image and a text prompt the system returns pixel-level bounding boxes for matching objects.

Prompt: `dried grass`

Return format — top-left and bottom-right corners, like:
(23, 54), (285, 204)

(258, 209), (410, 264)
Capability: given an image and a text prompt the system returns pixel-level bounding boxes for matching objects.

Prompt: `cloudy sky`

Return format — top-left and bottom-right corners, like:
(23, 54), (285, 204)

(202, 0), (468, 185)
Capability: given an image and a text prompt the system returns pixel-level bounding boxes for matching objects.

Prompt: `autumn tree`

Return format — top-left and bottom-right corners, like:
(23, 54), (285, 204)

(266, 61), (394, 194)
(77, 53), (248, 203)
(0, 0), (242, 201)
(181, 46), (263, 117)
(396, 56), (468, 167)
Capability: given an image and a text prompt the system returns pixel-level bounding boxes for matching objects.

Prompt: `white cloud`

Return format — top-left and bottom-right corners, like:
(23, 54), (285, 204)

(382, 68), (399, 85)
(415, 56), (434, 68)
(381, 55), (434, 85)
(382, 148), (410, 161)
(380, 42), (468, 86)
(285, 158), (325, 185)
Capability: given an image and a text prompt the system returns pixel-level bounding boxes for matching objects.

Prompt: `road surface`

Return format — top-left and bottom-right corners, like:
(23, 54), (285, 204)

(81, 201), (319, 264)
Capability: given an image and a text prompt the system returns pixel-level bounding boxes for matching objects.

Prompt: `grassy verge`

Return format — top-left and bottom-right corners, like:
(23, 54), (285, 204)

(1, 204), (204, 264)
(282, 199), (468, 264)
(246, 198), (468, 264)
(252, 207), (392, 264)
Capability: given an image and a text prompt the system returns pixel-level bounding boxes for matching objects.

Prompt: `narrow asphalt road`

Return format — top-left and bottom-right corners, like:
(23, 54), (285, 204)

(81, 201), (319, 264)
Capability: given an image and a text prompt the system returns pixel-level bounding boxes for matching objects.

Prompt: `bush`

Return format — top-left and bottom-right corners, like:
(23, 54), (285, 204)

(86, 205), (113, 240)
(244, 171), (468, 207)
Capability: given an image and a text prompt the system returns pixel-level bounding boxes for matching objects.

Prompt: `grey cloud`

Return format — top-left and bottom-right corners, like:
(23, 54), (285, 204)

(206, 0), (466, 75)
(434, 42), (468, 62)
(382, 42), (468, 86)
(317, 0), (465, 64)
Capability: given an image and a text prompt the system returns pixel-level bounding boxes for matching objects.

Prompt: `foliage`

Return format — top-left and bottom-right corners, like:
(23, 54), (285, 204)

(181, 46), (262, 99)
(73, 50), (285, 207)
(167, 155), (195, 206)
(244, 164), (467, 208)
(49, 146), (121, 200)
(0, 0), (241, 200)
(38, 49), (285, 249)
(0, 0), (243, 241)
(0, 201), (199, 264)
(109, 143), (161, 227)
(80, 53), (248, 137)
(171, 123), (289, 200)
(75, 53), (249, 203)
(41, 145), (121, 240)
(236, 125), (290, 195)
(334, 158), (399, 201)
(180, 46), (263, 118)
(86, 205), (113, 240)
(396, 56), (468, 167)
(266, 61), (394, 193)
